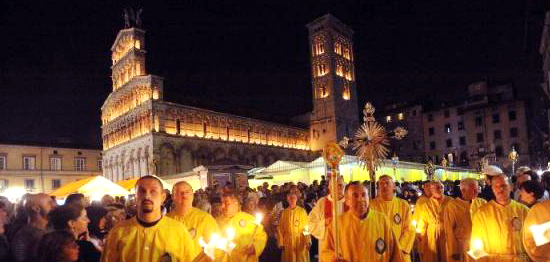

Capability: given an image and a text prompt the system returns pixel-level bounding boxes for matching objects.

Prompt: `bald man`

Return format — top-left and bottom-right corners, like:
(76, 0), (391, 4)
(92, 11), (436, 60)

(443, 178), (486, 262)
(321, 181), (403, 262)
(470, 174), (530, 262)
(11, 193), (54, 262)
(371, 175), (415, 262)
(167, 181), (220, 248)
(102, 176), (199, 262)
(415, 181), (451, 262)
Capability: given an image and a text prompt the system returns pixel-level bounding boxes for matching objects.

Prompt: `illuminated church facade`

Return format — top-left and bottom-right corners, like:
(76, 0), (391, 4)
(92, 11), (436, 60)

(101, 14), (359, 181)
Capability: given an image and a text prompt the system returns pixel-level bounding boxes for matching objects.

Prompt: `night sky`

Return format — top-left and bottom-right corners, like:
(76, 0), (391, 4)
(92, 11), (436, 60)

(1, 0), (548, 148)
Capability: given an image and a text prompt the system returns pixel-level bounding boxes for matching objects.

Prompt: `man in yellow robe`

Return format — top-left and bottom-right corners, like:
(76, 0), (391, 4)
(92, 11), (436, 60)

(101, 176), (199, 262)
(470, 174), (530, 262)
(443, 178), (487, 262)
(416, 181), (451, 262)
(277, 190), (311, 262)
(371, 175), (415, 262)
(321, 181), (403, 262)
(522, 200), (550, 261)
(217, 190), (267, 262)
(167, 181), (220, 248)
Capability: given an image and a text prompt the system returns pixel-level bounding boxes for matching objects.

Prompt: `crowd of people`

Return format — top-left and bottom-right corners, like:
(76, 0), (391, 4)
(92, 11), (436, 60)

(0, 165), (548, 261)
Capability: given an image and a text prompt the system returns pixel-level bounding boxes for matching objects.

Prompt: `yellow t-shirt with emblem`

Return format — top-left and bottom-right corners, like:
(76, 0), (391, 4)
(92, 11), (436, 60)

(167, 207), (220, 245)
(471, 200), (529, 262)
(276, 206), (310, 262)
(371, 196), (415, 260)
(101, 216), (199, 262)
(217, 211), (267, 262)
(321, 210), (404, 262)
(443, 197), (486, 262)
(522, 200), (550, 262)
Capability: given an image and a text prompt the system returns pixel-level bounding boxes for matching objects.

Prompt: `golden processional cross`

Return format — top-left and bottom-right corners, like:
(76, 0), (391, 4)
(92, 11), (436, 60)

(322, 102), (407, 259)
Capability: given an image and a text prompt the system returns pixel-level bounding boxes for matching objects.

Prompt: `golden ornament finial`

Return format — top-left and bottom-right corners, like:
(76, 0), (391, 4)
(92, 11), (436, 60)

(363, 102), (376, 122)
(322, 143), (345, 170)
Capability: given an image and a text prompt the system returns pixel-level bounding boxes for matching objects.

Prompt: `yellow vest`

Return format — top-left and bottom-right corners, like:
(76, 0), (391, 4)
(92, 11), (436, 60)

(321, 210), (404, 262)
(471, 200), (529, 262)
(217, 211), (267, 262)
(371, 197), (415, 255)
(167, 207), (220, 245)
(101, 216), (199, 262)
(276, 206), (311, 262)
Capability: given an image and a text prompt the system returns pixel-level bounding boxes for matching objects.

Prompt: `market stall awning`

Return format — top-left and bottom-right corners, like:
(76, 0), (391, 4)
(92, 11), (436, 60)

(117, 175), (172, 193)
(50, 176), (130, 198)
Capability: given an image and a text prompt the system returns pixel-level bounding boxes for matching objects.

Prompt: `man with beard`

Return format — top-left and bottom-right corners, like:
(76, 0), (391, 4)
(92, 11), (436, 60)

(321, 181), (403, 262)
(217, 190), (267, 262)
(415, 181), (452, 262)
(11, 193), (54, 262)
(443, 178), (486, 262)
(101, 176), (199, 262)
(371, 175), (415, 262)
(470, 174), (530, 261)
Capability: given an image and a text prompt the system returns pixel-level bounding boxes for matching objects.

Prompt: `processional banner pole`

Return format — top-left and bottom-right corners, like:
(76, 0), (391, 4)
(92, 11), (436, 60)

(322, 143), (345, 260)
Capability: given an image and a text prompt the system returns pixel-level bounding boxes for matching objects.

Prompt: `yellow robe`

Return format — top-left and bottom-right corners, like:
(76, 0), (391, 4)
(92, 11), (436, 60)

(416, 195), (451, 262)
(101, 216), (199, 262)
(470, 197), (487, 217)
(522, 200), (550, 262)
(321, 210), (404, 262)
(443, 197), (487, 262)
(276, 206), (311, 262)
(371, 197), (415, 262)
(471, 200), (529, 262)
(167, 207), (220, 244)
(217, 211), (267, 262)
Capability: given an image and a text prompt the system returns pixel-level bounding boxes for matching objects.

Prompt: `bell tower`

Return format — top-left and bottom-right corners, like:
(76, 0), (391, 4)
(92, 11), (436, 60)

(307, 14), (359, 151)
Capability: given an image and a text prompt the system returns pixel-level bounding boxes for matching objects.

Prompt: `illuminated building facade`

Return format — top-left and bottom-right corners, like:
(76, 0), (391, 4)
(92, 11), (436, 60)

(102, 15), (360, 181)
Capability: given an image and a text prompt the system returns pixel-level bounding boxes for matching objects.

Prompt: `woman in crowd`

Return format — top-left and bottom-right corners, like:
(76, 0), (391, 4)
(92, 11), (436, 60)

(85, 206), (108, 253)
(519, 180), (545, 207)
(49, 204), (99, 262)
(37, 230), (80, 262)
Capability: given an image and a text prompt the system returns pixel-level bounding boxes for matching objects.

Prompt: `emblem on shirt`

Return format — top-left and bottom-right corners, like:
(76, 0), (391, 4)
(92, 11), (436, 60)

(393, 213), (401, 225)
(294, 219), (300, 227)
(161, 252), (172, 262)
(188, 228), (196, 238)
(239, 219), (247, 228)
(375, 238), (387, 254)
(512, 217), (522, 231)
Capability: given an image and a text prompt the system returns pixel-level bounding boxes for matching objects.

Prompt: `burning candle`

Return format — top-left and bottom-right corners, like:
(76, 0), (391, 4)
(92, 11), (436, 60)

(226, 227), (235, 241)
(303, 225), (310, 236)
(467, 238), (488, 260)
(530, 221), (550, 246)
(412, 220), (421, 233)
(472, 239), (483, 250)
(255, 213), (263, 225)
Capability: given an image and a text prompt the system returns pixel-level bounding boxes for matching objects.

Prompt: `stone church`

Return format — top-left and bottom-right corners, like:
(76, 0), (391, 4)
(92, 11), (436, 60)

(101, 14), (359, 182)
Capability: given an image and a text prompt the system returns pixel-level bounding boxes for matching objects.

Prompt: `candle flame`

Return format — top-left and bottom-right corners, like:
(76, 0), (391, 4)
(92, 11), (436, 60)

(226, 227), (235, 240)
(472, 239), (483, 250)
(255, 213), (263, 224)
